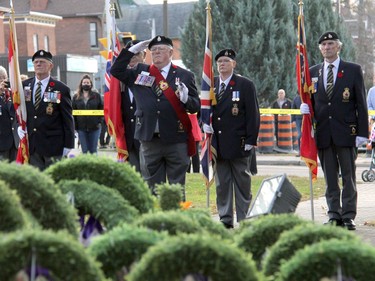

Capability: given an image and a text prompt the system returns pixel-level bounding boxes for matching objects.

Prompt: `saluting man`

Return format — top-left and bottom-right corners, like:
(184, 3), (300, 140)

(301, 32), (368, 230)
(110, 36), (200, 198)
(203, 49), (260, 228)
(18, 50), (75, 170)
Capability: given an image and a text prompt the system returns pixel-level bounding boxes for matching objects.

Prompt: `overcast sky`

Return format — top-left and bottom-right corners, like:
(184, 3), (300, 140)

(147, 0), (198, 4)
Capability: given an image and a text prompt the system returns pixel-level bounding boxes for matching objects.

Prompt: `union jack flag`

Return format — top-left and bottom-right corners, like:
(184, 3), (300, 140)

(296, 3), (318, 180)
(200, 1), (216, 187)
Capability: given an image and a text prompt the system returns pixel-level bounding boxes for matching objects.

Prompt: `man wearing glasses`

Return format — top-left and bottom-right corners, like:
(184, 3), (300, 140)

(111, 35), (200, 199)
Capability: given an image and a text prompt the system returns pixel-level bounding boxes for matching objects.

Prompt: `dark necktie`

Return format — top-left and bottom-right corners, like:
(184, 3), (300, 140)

(34, 81), (42, 109)
(326, 64), (334, 99)
(217, 82), (226, 102)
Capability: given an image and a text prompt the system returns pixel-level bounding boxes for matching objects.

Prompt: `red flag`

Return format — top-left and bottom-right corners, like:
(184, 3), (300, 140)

(296, 5), (318, 180)
(8, 2), (29, 164)
(103, 0), (128, 161)
(200, 1), (216, 187)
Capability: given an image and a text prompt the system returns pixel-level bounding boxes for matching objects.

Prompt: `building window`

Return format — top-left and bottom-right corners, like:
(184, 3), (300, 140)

(90, 22), (98, 47)
(44, 36), (49, 51)
(33, 34), (38, 52)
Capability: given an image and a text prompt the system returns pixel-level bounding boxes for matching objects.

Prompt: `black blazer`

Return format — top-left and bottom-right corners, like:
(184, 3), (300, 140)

(0, 92), (19, 151)
(212, 74), (260, 159)
(23, 77), (75, 157)
(111, 49), (200, 144)
(310, 60), (368, 149)
(121, 83), (140, 150)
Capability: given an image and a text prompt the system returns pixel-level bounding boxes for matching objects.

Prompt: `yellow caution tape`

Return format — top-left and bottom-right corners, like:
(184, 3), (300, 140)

(72, 109), (375, 116)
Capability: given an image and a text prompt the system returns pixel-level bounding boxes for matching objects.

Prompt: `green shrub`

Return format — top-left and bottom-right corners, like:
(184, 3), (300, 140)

(278, 239), (375, 281)
(263, 224), (358, 277)
(0, 180), (28, 232)
(58, 179), (139, 229)
(127, 234), (262, 281)
(0, 162), (78, 236)
(235, 214), (309, 266)
(0, 229), (105, 281)
(157, 183), (182, 211)
(134, 210), (202, 235)
(88, 223), (167, 279)
(45, 154), (153, 214)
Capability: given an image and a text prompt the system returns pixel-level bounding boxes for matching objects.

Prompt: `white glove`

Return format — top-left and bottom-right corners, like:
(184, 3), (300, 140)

(356, 136), (368, 147)
(244, 144), (253, 151)
(128, 39), (152, 54)
(300, 103), (310, 114)
(177, 82), (188, 103)
(17, 126), (27, 139)
(63, 147), (71, 157)
(203, 124), (214, 134)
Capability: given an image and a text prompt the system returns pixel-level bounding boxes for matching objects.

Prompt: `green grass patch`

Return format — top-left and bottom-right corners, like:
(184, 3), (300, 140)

(185, 174), (326, 213)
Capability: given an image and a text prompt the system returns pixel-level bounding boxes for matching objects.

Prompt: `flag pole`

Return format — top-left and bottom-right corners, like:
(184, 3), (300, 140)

(309, 170), (315, 221)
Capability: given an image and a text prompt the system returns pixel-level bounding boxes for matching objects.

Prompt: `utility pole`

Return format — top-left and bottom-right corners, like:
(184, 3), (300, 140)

(163, 0), (168, 36)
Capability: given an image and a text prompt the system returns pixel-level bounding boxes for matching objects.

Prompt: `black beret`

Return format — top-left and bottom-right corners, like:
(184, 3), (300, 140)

(215, 49), (236, 61)
(125, 39), (141, 49)
(148, 35), (173, 50)
(318, 31), (339, 44)
(32, 50), (53, 62)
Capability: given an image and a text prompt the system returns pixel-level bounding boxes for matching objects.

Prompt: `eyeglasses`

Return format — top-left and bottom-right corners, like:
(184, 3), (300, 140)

(150, 46), (171, 52)
(217, 59), (232, 64)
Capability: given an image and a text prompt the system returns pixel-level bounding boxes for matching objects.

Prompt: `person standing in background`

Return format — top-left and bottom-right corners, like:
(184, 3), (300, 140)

(300, 31), (368, 230)
(203, 49), (260, 228)
(0, 66), (19, 161)
(73, 74), (103, 154)
(120, 39), (146, 172)
(271, 89), (292, 143)
(18, 50), (75, 170)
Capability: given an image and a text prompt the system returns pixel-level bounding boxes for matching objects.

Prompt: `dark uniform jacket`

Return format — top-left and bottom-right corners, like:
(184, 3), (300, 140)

(0, 91), (19, 151)
(212, 74), (260, 160)
(72, 91), (103, 131)
(120, 83), (140, 151)
(23, 77), (75, 157)
(310, 60), (368, 149)
(110, 49), (200, 144)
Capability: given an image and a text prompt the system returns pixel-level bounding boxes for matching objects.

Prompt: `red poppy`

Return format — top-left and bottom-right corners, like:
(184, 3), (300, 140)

(49, 81), (55, 87)
(229, 80), (235, 86)
(337, 71), (344, 78)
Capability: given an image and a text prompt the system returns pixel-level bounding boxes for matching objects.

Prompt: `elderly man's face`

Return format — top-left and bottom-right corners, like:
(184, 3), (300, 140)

(150, 45), (173, 68)
(319, 40), (340, 61)
(33, 58), (53, 78)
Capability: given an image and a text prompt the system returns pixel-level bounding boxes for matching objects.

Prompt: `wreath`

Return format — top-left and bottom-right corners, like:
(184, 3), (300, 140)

(263, 224), (358, 277)
(0, 162), (78, 236)
(0, 229), (105, 281)
(45, 154), (154, 214)
(278, 239), (375, 281)
(57, 179), (139, 230)
(235, 214), (309, 266)
(88, 223), (167, 279)
(0, 179), (28, 232)
(127, 234), (262, 281)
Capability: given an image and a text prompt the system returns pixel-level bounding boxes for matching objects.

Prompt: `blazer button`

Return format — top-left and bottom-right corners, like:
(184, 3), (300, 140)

(328, 102), (331, 106)
(157, 99), (160, 102)
(329, 116), (332, 119)
(34, 116), (37, 119)
(218, 130), (222, 134)
(157, 111), (160, 114)
(33, 128), (37, 131)
(130, 106), (133, 110)
(10, 117), (14, 120)
(131, 119), (134, 122)
(217, 117), (221, 121)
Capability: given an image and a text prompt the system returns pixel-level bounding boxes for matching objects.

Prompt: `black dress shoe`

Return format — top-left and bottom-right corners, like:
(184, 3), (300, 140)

(222, 222), (234, 229)
(324, 218), (343, 226)
(342, 218), (356, 230)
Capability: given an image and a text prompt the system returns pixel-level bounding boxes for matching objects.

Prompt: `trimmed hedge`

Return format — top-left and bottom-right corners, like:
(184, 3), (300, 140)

(263, 224), (358, 276)
(88, 223), (167, 279)
(0, 162), (78, 236)
(58, 179), (139, 229)
(0, 179), (28, 232)
(134, 210), (202, 235)
(235, 214), (309, 265)
(127, 234), (262, 281)
(157, 183), (182, 211)
(0, 229), (106, 281)
(45, 154), (153, 214)
(278, 239), (375, 281)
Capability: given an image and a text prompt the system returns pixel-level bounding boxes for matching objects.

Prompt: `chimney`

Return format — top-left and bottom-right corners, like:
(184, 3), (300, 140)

(30, 0), (48, 11)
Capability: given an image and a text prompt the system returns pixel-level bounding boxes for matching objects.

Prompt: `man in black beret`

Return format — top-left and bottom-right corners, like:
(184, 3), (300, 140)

(202, 48), (260, 228)
(18, 49), (75, 170)
(300, 31), (368, 230)
(110, 36), (200, 199)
